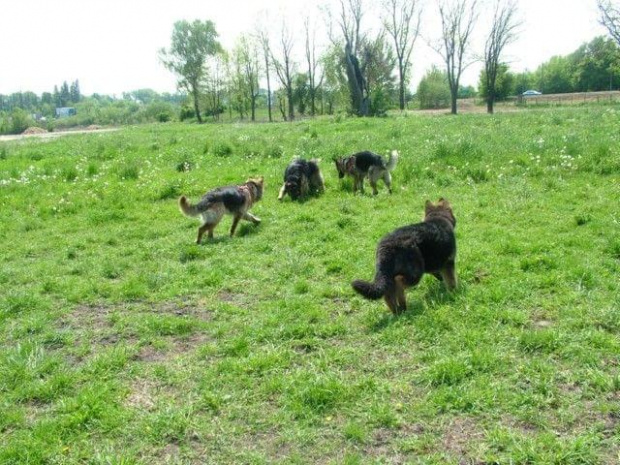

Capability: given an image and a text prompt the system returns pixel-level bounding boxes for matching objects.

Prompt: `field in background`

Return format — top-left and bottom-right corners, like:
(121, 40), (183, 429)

(0, 106), (619, 464)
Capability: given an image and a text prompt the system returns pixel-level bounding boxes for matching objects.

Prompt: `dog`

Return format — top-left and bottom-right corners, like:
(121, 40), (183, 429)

(278, 158), (325, 201)
(352, 198), (457, 314)
(178, 177), (264, 244)
(334, 150), (398, 195)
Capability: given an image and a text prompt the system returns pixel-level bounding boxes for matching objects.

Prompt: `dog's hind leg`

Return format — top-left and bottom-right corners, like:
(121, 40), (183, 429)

(369, 177), (379, 195)
(197, 223), (213, 244)
(394, 275), (407, 313)
(383, 171), (393, 194)
(230, 214), (242, 237)
(440, 260), (458, 290)
(383, 285), (399, 314)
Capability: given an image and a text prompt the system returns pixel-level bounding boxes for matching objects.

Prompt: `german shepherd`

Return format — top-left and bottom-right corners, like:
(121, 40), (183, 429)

(352, 198), (457, 314)
(278, 158), (325, 201)
(334, 150), (399, 195)
(178, 177), (264, 244)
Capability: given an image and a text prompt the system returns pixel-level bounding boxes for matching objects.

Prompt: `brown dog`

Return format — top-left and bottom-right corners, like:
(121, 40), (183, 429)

(179, 177), (264, 243)
(352, 198), (457, 314)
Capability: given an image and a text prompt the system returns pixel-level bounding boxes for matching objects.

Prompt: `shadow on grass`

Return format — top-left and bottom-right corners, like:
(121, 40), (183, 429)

(368, 282), (464, 332)
(235, 222), (262, 238)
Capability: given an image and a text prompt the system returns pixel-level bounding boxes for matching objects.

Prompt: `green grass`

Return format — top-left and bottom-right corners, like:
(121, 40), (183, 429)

(1, 106), (619, 464)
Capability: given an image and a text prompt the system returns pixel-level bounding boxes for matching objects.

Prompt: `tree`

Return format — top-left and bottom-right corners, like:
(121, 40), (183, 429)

(203, 54), (227, 120)
(70, 80), (81, 103)
(270, 19), (296, 121)
(571, 36), (620, 91)
(305, 17), (323, 116)
(255, 19), (273, 122)
(362, 33), (397, 115)
(433, 0), (478, 114)
(382, 0), (422, 110)
(160, 20), (221, 123)
(416, 66), (451, 109)
(326, 0), (370, 115)
(483, 0), (519, 113)
(232, 36), (261, 121)
(598, 0), (620, 46)
(478, 63), (514, 101)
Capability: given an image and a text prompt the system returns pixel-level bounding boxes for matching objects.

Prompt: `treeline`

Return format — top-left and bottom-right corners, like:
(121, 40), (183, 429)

(0, 85), (185, 135)
(479, 36), (620, 99)
(416, 35), (620, 109)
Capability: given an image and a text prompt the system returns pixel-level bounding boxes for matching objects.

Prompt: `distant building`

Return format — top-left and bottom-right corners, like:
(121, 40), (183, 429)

(55, 107), (76, 118)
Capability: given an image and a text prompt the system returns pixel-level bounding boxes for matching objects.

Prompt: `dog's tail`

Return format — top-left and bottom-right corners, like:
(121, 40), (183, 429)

(385, 150), (399, 172)
(352, 268), (390, 300)
(178, 196), (201, 217)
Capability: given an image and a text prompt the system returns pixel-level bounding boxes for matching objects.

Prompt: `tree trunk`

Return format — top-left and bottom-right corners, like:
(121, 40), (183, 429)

(345, 43), (367, 116)
(487, 98), (494, 114)
(450, 83), (458, 115)
(191, 83), (203, 123)
(398, 63), (406, 110)
(286, 83), (295, 121)
(265, 63), (273, 123)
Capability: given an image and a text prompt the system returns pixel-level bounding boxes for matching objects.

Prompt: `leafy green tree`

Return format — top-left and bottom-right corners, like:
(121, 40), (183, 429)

(160, 20), (222, 123)
(478, 63), (514, 101)
(363, 34), (397, 115)
(571, 36), (620, 91)
(416, 66), (451, 109)
(70, 80), (81, 103)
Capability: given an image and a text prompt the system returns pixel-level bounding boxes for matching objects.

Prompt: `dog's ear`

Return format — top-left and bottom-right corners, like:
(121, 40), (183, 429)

(425, 200), (433, 210)
(438, 198), (450, 208)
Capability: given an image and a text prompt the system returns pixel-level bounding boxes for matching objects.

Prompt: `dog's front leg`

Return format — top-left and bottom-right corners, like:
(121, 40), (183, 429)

(243, 212), (261, 225)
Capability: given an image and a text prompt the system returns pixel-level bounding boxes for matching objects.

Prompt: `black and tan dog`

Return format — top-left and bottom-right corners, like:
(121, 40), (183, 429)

(352, 198), (457, 314)
(179, 177), (264, 243)
(334, 150), (399, 195)
(278, 158), (325, 201)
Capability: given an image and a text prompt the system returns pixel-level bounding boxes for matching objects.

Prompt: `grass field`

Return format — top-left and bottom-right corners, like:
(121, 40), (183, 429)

(1, 105), (619, 464)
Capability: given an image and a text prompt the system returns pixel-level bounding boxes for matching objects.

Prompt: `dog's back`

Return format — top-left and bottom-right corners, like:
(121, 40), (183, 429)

(352, 199), (457, 313)
(180, 186), (246, 217)
(352, 151), (385, 173)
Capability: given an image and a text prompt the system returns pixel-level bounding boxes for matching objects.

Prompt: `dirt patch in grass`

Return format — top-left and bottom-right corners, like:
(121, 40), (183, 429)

(441, 417), (485, 462)
(216, 289), (251, 308)
(134, 332), (212, 363)
(125, 378), (158, 411)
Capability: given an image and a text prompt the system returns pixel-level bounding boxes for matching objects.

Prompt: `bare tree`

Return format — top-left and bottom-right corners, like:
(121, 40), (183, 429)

(433, 0), (478, 115)
(483, 0), (519, 114)
(598, 0), (620, 46)
(271, 19), (296, 121)
(382, 0), (423, 110)
(204, 54), (227, 121)
(305, 17), (323, 116)
(235, 36), (261, 121)
(326, 0), (369, 115)
(255, 17), (273, 122)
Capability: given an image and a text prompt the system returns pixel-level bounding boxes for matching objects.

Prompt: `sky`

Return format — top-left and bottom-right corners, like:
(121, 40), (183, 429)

(0, 0), (606, 97)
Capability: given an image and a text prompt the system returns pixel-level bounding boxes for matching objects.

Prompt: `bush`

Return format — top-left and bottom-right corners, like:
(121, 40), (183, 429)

(416, 66), (451, 110)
